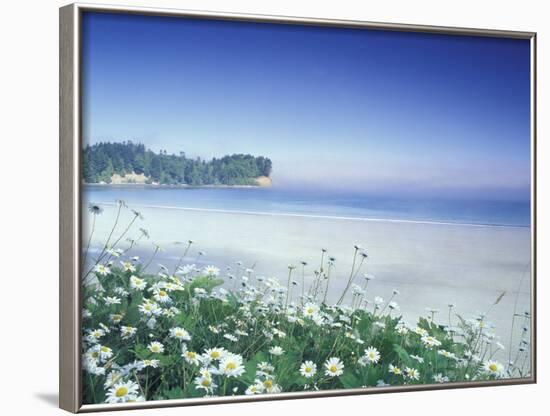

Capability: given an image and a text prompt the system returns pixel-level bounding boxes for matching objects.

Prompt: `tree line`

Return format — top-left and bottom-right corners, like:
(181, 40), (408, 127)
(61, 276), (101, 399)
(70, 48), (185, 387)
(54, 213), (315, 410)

(83, 141), (272, 186)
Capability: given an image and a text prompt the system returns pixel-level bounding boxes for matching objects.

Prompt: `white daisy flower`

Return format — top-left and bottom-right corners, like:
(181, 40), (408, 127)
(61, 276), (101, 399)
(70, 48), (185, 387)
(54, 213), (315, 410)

(120, 325), (137, 339)
(363, 346), (381, 364)
(195, 373), (217, 393)
(94, 264), (110, 276)
(203, 265), (220, 277)
(388, 364), (402, 375)
(147, 341), (164, 354)
(138, 300), (162, 316)
(153, 288), (171, 304)
(219, 353), (245, 377)
(269, 346), (284, 356)
(405, 367), (420, 380)
(105, 380), (139, 403)
(130, 275), (147, 290)
(140, 359), (160, 369)
(104, 296), (121, 306)
(421, 335), (442, 348)
(262, 378), (281, 393)
(303, 302), (320, 318)
(324, 357), (344, 377)
(204, 347), (227, 361)
(169, 327), (191, 342)
(182, 349), (200, 366)
(245, 381), (265, 395)
(299, 361), (317, 378)
(482, 360), (505, 378)
(120, 261), (136, 272)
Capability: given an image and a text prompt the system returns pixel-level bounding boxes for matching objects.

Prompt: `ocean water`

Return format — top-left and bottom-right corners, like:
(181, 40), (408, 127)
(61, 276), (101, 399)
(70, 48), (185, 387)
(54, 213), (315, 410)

(83, 185), (531, 227)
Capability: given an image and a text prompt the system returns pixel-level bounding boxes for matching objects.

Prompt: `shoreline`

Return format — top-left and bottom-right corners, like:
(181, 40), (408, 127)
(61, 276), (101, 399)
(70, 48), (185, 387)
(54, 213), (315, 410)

(84, 182), (269, 189)
(91, 201), (531, 229)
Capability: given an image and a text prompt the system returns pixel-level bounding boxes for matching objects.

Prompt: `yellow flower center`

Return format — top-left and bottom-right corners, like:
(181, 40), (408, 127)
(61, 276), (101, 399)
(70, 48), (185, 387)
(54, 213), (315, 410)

(152, 346), (159, 352)
(211, 351), (220, 359)
(305, 367), (311, 373)
(188, 352), (196, 359)
(264, 380), (273, 389)
(101, 346), (109, 353)
(159, 290), (167, 297)
(91, 351), (99, 359)
(329, 365), (338, 373)
(201, 379), (211, 387)
(489, 363), (498, 372)
(115, 386), (128, 397)
(226, 362), (237, 370)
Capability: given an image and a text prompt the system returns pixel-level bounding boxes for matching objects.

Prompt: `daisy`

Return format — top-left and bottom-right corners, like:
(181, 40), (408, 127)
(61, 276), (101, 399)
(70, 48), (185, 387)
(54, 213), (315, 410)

(396, 325), (409, 335)
(141, 359), (160, 369)
(195, 373), (217, 394)
(223, 333), (238, 342)
(138, 300), (161, 316)
(299, 361), (317, 378)
(182, 349), (200, 366)
(94, 264), (110, 276)
(262, 378), (281, 393)
(179, 264), (195, 275)
(421, 335), (442, 348)
(303, 302), (320, 318)
(104, 296), (121, 306)
(363, 346), (381, 364)
(203, 265), (220, 277)
(120, 325), (137, 339)
(147, 341), (164, 354)
(99, 345), (113, 360)
(482, 360), (505, 378)
(130, 275), (147, 290)
(410, 354), (424, 364)
(110, 314), (123, 324)
(86, 328), (105, 343)
(257, 362), (275, 377)
(324, 357), (344, 377)
(169, 327), (191, 342)
(219, 353), (245, 377)
(388, 364), (402, 375)
(269, 346), (284, 356)
(405, 367), (420, 381)
(414, 326), (429, 337)
(120, 261), (136, 272)
(105, 380), (139, 404)
(438, 349), (457, 360)
(153, 288), (171, 304)
(204, 347), (226, 361)
(245, 381), (265, 395)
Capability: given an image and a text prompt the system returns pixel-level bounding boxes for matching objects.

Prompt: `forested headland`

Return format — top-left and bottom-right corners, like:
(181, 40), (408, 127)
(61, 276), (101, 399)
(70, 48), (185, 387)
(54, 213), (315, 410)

(83, 141), (272, 186)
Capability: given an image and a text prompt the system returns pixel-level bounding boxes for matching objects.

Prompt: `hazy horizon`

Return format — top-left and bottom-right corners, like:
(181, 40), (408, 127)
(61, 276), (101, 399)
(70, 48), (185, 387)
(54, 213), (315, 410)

(82, 12), (531, 200)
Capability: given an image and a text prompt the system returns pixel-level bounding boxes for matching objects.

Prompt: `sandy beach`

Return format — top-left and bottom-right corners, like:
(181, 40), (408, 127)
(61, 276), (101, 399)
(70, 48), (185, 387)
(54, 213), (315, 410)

(84, 203), (532, 360)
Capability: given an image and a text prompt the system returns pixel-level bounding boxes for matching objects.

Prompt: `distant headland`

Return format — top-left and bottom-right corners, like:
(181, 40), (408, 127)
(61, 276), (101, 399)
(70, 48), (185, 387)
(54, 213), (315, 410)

(83, 141), (272, 187)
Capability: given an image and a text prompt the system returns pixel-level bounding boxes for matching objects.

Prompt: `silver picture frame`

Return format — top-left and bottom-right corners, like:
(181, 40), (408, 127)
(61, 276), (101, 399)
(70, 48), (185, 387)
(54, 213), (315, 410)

(59, 2), (537, 412)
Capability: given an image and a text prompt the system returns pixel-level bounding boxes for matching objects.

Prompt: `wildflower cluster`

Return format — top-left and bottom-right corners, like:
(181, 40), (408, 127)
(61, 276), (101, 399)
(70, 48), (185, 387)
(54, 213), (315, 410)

(82, 202), (531, 404)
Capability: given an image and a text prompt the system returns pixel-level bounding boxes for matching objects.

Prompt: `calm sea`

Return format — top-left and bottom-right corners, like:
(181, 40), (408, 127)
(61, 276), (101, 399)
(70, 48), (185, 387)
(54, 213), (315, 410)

(83, 185), (530, 227)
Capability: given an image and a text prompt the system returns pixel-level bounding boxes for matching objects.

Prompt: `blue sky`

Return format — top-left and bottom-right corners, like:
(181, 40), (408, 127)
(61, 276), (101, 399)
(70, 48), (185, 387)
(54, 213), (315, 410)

(82, 12), (531, 199)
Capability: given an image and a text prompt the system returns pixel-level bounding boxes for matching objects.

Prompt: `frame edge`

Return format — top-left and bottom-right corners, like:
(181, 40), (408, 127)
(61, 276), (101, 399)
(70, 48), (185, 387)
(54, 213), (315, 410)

(60, 3), (80, 413)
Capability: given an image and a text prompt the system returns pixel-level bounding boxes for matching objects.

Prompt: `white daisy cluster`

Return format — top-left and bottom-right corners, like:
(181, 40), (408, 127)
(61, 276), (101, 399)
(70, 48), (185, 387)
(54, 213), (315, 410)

(81, 207), (528, 405)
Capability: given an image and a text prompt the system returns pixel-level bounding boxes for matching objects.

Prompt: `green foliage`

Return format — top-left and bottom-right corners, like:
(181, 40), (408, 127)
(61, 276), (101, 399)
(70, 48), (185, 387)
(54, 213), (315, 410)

(82, 141), (272, 185)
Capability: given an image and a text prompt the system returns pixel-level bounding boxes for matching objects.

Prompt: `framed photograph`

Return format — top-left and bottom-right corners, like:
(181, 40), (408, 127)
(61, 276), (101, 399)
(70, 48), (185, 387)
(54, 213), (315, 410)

(59, 3), (537, 412)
